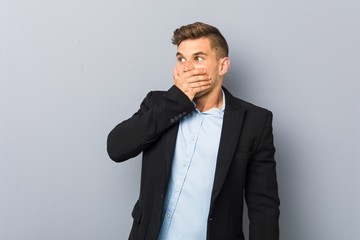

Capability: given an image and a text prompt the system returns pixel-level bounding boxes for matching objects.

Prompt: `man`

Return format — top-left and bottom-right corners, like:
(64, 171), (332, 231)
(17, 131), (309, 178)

(107, 22), (280, 240)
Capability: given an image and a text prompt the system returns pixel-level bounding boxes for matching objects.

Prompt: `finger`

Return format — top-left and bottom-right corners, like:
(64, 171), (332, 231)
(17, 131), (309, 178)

(186, 74), (211, 83)
(191, 83), (211, 95)
(185, 68), (207, 77)
(173, 68), (180, 83)
(189, 78), (212, 88)
(173, 67), (179, 77)
(178, 68), (206, 80)
(189, 68), (206, 74)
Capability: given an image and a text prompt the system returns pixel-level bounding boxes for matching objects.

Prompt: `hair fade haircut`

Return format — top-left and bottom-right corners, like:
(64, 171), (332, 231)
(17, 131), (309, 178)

(172, 22), (229, 59)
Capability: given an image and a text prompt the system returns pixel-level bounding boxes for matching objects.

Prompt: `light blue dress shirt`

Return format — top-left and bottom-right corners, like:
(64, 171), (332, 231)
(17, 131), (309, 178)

(158, 92), (225, 240)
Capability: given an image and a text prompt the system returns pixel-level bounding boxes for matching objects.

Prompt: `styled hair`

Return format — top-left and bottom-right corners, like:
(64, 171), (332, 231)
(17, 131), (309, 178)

(172, 22), (229, 59)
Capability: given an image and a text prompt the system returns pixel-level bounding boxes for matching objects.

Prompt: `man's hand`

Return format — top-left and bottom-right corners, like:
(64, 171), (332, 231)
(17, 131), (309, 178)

(173, 68), (212, 101)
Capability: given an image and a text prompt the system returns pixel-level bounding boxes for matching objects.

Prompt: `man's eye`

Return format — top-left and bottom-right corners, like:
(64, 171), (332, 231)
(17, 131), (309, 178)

(178, 57), (186, 63)
(194, 56), (204, 62)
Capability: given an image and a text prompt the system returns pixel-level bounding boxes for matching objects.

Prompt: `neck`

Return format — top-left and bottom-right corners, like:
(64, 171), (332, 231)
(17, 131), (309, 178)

(194, 88), (223, 112)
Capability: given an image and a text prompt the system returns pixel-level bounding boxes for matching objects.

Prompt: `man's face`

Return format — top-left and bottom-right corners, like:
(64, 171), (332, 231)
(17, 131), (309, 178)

(175, 37), (226, 98)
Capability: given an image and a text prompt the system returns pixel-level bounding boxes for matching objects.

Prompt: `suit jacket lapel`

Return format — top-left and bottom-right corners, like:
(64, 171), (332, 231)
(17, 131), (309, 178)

(210, 88), (245, 207)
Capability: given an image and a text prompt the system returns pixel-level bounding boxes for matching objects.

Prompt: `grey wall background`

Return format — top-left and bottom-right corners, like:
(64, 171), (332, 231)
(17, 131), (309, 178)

(1, 0), (359, 239)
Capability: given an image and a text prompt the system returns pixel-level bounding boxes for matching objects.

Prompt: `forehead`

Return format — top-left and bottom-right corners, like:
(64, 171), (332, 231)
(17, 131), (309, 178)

(177, 38), (213, 55)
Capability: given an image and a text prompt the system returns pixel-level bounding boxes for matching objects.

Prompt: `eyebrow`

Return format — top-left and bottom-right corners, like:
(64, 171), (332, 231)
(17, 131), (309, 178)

(176, 51), (208, 57)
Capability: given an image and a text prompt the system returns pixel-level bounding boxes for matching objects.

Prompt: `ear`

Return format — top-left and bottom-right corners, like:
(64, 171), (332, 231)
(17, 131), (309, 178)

(219, 57), (231, 76)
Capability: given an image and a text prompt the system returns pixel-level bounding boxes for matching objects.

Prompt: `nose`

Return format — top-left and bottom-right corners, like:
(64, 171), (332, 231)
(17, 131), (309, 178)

(183, 60), (194, 72)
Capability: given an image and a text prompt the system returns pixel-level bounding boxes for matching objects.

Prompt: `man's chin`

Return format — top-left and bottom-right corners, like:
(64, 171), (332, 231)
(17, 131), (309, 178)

(194, 88), (211, 99)
(194, 91), (207, 99)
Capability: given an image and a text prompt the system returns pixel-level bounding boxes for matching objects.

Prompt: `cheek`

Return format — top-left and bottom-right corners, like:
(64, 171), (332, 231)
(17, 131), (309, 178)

(174, 63), (182, 72)
(210, 64), (221, 76)
(194, 62), (206, 69)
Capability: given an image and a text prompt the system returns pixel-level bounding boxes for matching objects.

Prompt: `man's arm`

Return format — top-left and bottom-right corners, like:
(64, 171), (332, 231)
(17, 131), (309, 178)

(107, 67), (211, 162)
(107, 86), (194, 162)
(245, 112), (280, 240)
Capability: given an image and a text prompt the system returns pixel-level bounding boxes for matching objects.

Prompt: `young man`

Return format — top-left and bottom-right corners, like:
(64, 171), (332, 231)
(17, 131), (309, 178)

(107, 22), (280, 240)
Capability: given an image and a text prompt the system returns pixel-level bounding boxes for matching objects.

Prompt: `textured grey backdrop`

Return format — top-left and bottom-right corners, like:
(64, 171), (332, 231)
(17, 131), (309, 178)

(1, 0), (359, 239)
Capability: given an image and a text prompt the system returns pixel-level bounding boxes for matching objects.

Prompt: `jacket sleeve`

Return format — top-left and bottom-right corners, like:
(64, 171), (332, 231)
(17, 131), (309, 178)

(245, 111), (280, 240)
(107, 85), (194, 162)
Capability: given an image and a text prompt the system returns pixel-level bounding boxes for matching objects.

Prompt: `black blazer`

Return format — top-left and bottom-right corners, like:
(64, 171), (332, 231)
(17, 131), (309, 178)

(107, 86), (280, 240)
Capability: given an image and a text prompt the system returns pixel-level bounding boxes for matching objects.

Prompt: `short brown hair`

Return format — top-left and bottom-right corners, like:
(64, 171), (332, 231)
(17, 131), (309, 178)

(172, 22), (229, 59)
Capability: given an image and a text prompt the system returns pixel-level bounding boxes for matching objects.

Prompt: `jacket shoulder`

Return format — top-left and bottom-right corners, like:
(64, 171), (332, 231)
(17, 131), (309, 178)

(237, 98), (271, 115)
(223, 87), (272, 116)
